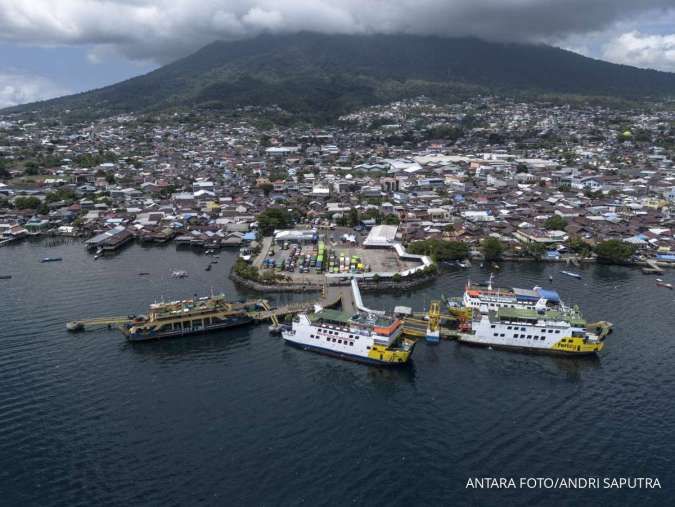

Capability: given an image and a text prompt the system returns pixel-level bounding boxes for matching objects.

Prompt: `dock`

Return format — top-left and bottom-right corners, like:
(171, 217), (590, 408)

(66, 281), (467, 341)
(642, 260), (664, 275)
(66, 315), (138, 332)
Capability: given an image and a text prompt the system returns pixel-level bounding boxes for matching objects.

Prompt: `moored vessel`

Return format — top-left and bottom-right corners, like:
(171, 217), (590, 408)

(460, 275), (563, 313)
(121, 294), (263, 341)
(655, 278), (673, 289)
(459, 305), (604, 355)
(282, 309), (416, 366)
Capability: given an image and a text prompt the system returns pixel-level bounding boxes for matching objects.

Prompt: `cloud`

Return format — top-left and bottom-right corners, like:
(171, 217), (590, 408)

(602, 31), (675, 72)
(0, 1), (673, 64)
(0, 72), (70, 108)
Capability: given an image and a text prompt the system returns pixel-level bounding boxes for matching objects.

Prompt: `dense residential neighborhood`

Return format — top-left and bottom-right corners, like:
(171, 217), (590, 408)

(1, 96), (674, 269)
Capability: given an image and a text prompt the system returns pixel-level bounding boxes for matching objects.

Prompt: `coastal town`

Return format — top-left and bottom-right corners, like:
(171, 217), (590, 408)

(1, 96), (674, 284)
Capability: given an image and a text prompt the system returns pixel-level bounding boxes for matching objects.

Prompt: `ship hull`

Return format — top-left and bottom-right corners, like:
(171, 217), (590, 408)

(125, 316), (253, 342)
(284, 339), (413, 367)
(458, 335), (600, 356)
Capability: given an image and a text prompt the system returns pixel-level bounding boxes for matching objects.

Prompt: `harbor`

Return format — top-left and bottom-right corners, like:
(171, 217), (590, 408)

(66, 261), (613, 361)
(0, 240), (672, 506)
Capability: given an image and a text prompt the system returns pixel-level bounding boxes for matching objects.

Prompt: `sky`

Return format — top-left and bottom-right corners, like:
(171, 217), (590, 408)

(0, 0), (674, 108)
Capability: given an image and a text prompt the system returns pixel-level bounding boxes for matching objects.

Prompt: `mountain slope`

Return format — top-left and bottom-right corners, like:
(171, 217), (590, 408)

(6, 33), (675, 119)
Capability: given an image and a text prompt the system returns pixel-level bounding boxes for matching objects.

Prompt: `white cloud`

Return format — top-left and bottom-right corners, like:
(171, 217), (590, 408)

(0, 1), (673, 64)
(602, 31), (675, 72)
(0, 72), (70, 108)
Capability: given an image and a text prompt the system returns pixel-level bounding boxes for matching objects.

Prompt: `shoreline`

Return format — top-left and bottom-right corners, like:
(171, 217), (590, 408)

(229, 270), (438, 294)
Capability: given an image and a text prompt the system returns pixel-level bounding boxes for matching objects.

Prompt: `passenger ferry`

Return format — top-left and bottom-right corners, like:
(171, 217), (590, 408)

(282, 309), (416, 366)
(459, 305), (604, 355)
(461, 274), (563, 312)
(121, 293), (262, 341)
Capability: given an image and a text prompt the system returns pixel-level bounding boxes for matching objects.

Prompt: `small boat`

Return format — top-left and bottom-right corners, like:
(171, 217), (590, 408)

(0, 275), (11, 280)
(549, 275), (553, 282)
(656, 279), (673, 289)
(171, 270), (189, 278)
(138, 272), (150, 276)
(41, 257), (63, 263)
(561, 270), (582, 279)
(66, 321), (84, 332)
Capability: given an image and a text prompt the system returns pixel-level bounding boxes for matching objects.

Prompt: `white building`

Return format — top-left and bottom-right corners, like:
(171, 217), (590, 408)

(363, 225), (399, 248)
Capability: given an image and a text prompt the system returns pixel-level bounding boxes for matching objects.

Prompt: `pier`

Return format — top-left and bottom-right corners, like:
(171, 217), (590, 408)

(641, 260), (664, 275)
(66, 316), (138, 332)
(66, 281), (466, 340)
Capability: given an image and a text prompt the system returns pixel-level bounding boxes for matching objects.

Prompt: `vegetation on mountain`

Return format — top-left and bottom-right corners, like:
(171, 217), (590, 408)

(5, 33), (674, 121)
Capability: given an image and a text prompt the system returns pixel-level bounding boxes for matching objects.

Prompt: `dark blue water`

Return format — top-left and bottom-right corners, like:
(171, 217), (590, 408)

(1, 241), (673, 506)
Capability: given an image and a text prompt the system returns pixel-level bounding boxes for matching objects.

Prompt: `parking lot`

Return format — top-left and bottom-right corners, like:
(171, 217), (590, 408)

(255, 227), (420, 283)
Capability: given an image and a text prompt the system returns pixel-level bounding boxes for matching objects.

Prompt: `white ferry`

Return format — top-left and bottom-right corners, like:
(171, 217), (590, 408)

(282, 309), (416, 366)
(459, 305), (604, 355)
(462, 274), (562, 312)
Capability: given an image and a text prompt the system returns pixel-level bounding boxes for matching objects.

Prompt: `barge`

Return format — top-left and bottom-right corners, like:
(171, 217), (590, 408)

(120, 293), (265, 341)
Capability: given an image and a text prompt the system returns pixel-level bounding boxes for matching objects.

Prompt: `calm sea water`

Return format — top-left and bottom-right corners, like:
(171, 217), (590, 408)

(0, 240), (673, 506)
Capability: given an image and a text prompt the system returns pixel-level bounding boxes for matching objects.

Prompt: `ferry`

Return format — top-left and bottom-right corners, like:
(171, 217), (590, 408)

(121, 293), (263, 341)
(461, 275), (563, 312)
(282, 309), (416, 366)
(459, 305), (604, 355)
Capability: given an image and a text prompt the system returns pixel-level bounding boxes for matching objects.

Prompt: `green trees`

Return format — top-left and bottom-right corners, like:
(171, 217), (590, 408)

(45, 188), (77, 204)
(481, 237), (504, 261)
(594, 240), (637, 265)
(346, 208), (359, 227)
(233, 258), (259, 280)
(544, 215), (568, 231)
(523, 242), (547, 260)
(362, 208), (383, 223)
(567, 236), (592, 257)
(382, 214), (400, 225)
(24, 161), (41, 176)
(427, 125), (464, 142)
(407, 239), (469, 261)
(0, 159), (10, 179)
(259, 182), (273, 196)
(14, 196), (41, 209)
(257, 207), (293, 235)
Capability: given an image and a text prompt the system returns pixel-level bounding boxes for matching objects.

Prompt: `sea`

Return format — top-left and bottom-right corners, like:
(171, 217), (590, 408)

(0, 240), (673, 506)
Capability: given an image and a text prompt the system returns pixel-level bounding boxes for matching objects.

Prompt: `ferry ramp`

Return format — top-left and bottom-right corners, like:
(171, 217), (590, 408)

(248, 301), (314, 326)
(66, 316), (133, 332)
(318, 283), (355, 313)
